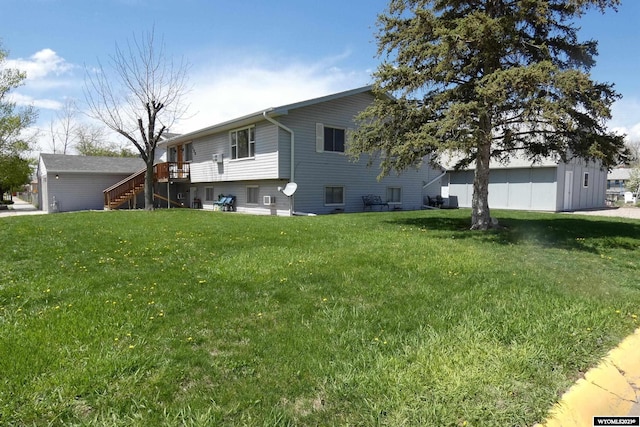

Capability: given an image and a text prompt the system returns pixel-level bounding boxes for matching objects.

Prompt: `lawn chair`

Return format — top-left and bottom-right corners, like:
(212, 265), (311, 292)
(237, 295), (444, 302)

(222, 195), (235, 211)
(427, 195), (444, 208)
(213, 195), (226, 210)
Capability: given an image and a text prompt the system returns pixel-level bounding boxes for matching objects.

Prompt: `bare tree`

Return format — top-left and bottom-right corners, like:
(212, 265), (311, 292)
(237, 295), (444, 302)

(75, 123), (138, 157)
(626, 138), (640, 166)
(49, 98), (78, 154)
(74, 123), (108, 156)
(84, 29), (189, 210)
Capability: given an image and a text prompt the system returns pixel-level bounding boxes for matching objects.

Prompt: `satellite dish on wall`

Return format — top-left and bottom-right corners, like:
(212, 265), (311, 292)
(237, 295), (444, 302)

(281, 182), (298, 197)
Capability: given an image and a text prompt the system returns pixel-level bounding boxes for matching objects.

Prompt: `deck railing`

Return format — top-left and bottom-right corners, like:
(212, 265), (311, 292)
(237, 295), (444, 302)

(103, 168), (146, 209)
(154, 162), (190, 181)
(103, 162), (191, 209)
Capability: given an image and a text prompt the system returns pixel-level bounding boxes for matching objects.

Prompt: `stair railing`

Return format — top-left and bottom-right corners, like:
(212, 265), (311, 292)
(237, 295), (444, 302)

(103, 168), (146, 209)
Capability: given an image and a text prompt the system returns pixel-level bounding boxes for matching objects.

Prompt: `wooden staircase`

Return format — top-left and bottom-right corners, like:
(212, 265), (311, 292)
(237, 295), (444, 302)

(103, 162), (191, 210)
(103, 168), (146, 210)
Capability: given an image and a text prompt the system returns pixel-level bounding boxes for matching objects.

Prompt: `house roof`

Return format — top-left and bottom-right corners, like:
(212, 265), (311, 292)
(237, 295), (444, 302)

(607, 167), (632, 180)
(160, 86), (374, 146)
(40, 153), (145, 174)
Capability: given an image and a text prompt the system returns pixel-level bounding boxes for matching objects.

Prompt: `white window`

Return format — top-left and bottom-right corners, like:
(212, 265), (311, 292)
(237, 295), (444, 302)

(583, 172), (589, 188)
(324, 127), (345, 152)
(325, 186), (344, 205)
(204, 187), (215, 202)
(316, 123), (347, 153)
(230, 126), (255, 160)
(247, 186), (259, 204)
(386, 187), (402, 204)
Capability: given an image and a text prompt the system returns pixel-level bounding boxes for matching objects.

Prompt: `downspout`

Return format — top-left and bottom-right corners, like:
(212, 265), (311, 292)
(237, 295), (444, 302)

(262, 110), (295, 215)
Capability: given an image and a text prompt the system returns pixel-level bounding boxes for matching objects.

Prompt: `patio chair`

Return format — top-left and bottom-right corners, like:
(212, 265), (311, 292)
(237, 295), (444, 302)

(222, 195), (235, 211)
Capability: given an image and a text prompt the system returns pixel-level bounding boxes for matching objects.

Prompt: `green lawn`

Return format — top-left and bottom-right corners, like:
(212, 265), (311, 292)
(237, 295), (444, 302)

(1, 209), (639, 426)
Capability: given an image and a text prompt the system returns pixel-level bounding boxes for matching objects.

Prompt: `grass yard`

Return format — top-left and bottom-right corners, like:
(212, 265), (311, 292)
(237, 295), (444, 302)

(1, 208), (639, 426)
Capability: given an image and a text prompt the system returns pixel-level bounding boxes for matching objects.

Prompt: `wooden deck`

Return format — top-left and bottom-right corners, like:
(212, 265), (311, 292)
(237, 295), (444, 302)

(103, 162), (191, 209)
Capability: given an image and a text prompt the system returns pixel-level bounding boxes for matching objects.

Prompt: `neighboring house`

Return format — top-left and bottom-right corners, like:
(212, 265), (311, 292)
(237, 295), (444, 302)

(607, 167), (634, 202)
(443, 155), (608, 211)
(156, 86), (441, 215)
(38, 154), (145, 213)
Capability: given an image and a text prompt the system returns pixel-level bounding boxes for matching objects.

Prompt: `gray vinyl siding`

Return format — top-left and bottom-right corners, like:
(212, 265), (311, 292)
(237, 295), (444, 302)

(557, 160), (607, 211)
(184, 180), (290, 215)
(277, 126), (292, 180)
(447, 161), (606, 212)
(277, 92), (433, 214)
(163, 88), (440, 215)
(189, 121), (282, 183)
(449, 167), (559, 211)
(42, 172), (134, 212)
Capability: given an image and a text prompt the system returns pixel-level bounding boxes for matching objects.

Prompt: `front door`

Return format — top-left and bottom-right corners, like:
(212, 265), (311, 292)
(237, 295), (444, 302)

(177, 144), (184, 178)
(190, 186), (198, 208)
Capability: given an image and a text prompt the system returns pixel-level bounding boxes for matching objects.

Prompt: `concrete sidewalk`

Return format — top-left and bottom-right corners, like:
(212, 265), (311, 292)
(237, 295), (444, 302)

(0, 197), (45, 217)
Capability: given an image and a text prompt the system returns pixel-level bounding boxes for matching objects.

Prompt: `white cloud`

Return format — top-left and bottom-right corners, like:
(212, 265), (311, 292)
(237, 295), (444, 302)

(173, 54), (371, 133)
(4, 48), (74, 80)
(608, 98), (640, 143)
(8, 92), (63, 110)
(20, 49), (373, 155)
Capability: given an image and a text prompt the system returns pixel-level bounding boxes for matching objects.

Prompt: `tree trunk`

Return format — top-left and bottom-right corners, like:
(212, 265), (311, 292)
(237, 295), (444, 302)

(471, 137), (492, 230)
(144, 162), (154, 210)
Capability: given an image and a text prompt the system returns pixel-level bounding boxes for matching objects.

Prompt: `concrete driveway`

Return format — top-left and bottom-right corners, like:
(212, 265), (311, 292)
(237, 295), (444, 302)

(0, 198), (45, 217)
(567, 206), (640, 219)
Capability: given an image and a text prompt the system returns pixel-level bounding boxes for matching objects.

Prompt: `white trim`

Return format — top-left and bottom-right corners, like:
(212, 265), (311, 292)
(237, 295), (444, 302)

(386, 186), (402, 204)
(324, 185), (345, 206)
(204, 186), (215, 202)
(246, 185), (259, 205)
(230, 125), (256, 160)
(320, 125), (346, 153)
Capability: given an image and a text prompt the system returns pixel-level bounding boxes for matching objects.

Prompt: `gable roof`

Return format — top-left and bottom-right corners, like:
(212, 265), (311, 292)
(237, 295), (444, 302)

(160, 86), (374, 146)
(40, 153), (145, 174)
(608, 167), (632, 180)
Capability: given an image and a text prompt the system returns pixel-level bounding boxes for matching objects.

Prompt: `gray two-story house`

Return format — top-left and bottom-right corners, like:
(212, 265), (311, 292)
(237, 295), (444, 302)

(155, 86), (441, 215)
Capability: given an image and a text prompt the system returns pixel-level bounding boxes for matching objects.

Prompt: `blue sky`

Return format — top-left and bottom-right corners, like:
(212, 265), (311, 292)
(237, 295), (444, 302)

(2, 0), (640, 154)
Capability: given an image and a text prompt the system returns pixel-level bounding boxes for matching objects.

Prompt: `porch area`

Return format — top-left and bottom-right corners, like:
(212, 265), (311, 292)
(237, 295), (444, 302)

(103, 162), (191, 210)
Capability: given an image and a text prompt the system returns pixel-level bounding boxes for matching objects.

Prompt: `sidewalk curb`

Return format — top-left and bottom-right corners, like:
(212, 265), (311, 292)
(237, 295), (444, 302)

(535, 328), (640, 426)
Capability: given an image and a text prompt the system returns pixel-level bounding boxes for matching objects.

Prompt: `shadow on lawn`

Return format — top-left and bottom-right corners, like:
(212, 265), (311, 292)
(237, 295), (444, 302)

(390, 213), (640, 253)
